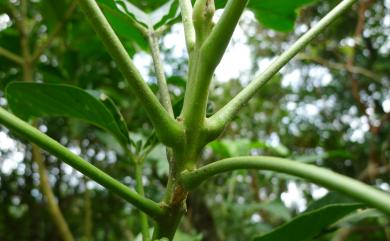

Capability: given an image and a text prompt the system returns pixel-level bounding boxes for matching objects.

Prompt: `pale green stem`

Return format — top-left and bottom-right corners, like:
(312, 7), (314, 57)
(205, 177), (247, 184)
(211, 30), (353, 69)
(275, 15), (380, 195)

(135, 162), (151, 241)
(0, 107), (165, 219)
(76, 0), (184, 148)
(181, 0), (247, 136)
(0, 47), (24, 64)
(206, 0), (359, 135)
(148, 30), (174, 117)
(180, 156), (390, 215)
(179, 0), (196, 53)
(201, 0), (249, 72)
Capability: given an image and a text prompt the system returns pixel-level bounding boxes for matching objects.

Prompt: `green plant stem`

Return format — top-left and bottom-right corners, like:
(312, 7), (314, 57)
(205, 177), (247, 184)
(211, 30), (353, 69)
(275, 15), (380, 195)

(206, 0), (359, 135)
(135, 162), (150, 241)
(148, 30), (174, 117)
(0, 107), (165, 219)
(179, 0), (195, 54)
(76, 0), (184, 148)
(201, 0), (249, 73)
(180, 156), (390, 215)
(31, 0), (77, 62)
(181, 0), (247, 142)
(0, 47), (24, 64)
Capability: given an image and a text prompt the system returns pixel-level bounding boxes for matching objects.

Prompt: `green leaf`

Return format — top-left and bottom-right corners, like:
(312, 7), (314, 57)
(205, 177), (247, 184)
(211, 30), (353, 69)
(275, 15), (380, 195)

(98, 1), (148, 50)
(6, 82), (130, 145)
(147, 144), (169, 177)
(335, 209), (384, 226)
(305, 192), (358, 212)
(252, 193), (362, 241)
(215, 0), (318, 32)
(99, 0), (179, 29)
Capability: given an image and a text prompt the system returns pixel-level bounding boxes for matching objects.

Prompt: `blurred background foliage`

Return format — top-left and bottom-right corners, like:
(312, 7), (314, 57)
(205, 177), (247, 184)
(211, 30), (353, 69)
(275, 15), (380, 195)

(0, 0), (389, 240)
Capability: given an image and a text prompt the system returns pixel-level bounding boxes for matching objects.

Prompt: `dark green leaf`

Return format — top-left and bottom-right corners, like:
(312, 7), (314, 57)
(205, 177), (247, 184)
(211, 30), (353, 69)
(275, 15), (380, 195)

(215, 0), (318, 32)
(6, 82), (130, 145)
(98, 1), (148, 50)
(305, 192), (358, 212)
(252, 193), (363, 241)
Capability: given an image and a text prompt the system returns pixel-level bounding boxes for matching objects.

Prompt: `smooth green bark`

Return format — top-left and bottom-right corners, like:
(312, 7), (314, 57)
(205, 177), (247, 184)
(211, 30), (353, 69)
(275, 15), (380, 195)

(180, 156), (390, 216)
(0, 107), (165, 219)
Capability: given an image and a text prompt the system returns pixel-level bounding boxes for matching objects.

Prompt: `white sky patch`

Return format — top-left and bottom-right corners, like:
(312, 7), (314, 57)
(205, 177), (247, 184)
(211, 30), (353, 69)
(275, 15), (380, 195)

(383, 99), (390, 113)
(378, 182), (390, 192)
(0, 132), (16, 150)
(250, 213), (262, 223)
(282, 69), (302, 91)
(133, 52), (153, 82)
(163, 24), (187, 59)
(1, 151), (24, 175)
(61, 163), (74, 175)
(281, 182), (307, 212)
(296, 103), (319, 117)
(214, 24), (252, 82)
(310, 184), (328, 199)
(0, 14), (11, 31)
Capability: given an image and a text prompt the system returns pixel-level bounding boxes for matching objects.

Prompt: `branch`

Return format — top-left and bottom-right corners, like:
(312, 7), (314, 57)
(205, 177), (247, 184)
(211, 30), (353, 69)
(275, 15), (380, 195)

(148, 30), (174, 117)
(31, 0), (77, 62)
(201, 0), (249, 73)
(180, 0), (248, 132)
(206, 0), (359, 136)
(180, 156), (390, 216)
(179, 0), (195, 54)
(135, 163), (151, 241)
(0, 47), (24, 64)
(76, 0), (184, 147)
(0, 107), (165, 219)
(298, 54), (382, 84)
(33, 144), (75, 241)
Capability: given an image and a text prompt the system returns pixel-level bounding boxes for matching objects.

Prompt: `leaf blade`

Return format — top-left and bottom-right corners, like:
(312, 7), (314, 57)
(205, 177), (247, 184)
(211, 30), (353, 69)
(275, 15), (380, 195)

(6, 82), (130, 145)
(252, 204), (362, 241)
